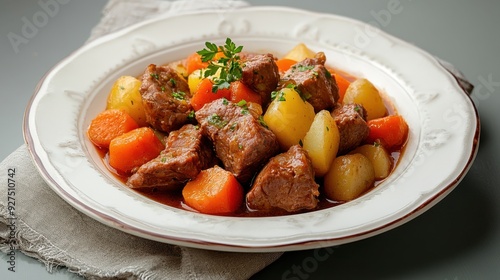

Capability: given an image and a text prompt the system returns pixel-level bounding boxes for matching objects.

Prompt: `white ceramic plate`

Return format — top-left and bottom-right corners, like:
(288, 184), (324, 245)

(24, 6), (479, 252)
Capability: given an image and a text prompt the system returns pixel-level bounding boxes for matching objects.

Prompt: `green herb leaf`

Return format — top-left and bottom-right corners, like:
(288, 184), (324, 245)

(208, 113), (228, 129)
(187, 110), (195, 120)
(296, 64), (315, 72)
(197, 38), (243, 92)
(172, 91), (186, 100)
(271, 90), (286, 102)
(258, 116), (268, 128)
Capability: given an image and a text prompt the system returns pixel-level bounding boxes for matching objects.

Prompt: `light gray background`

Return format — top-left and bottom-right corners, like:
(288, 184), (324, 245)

(1, 0), (499, 279)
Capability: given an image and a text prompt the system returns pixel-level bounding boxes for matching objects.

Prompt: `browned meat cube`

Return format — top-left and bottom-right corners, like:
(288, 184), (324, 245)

(195, 99), (280, 185)
(332, 103), (370, 154)
(280, 52), (339, 112)
(139, 64), (193, 133)
(127, 124), (217, 190)
(241, 53), (280, 107)
(246, 145), (320, 213)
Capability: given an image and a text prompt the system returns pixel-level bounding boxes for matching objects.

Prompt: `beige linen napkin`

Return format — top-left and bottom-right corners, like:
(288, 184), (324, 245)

(0, 1), (283, 279)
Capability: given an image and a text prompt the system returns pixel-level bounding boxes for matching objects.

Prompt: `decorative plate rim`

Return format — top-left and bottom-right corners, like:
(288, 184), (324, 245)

(23, 6), (480, 252)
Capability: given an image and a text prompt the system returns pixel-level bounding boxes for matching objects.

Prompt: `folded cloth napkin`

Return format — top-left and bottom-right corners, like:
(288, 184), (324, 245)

(0, 1), (283, 279)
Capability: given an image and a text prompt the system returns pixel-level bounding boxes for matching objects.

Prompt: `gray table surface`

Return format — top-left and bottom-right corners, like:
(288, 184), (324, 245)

(1, 0), (499, 279)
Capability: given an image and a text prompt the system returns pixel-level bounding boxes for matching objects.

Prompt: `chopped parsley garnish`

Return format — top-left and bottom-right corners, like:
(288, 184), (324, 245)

(325, 69), (332, 79)
(187, 110), (195, 120)
(150, 73), (159, 79)
(161, 86), (165, 92)
(271, 90), (286, 102)
(284, 83), (310, 101)
(258, 116), (268, 128)
(169, 78), (176, 86)
(197, 38), (243, 92)
(222, 98), (229, 105)
(236, 100), (247, 107)
(207, 113), (228, 128)
(172, 91), (186, 100)
(296, 64), (315, 72)
(236, 99), (249, 114)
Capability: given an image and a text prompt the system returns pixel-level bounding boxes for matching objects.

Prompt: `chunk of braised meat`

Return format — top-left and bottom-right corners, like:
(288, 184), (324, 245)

(332, 103), (370, 155)
(195, 99), (280, 185)
(139, 64), (193, 133)
(241, 53), (280, 107)
(127, 124), (217, 190)
(246, 145), (320, 213)
(280, 52), (339, 112)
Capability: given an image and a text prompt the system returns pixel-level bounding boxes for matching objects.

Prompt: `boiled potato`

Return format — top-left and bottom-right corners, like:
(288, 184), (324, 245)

(263, 87), (315, 150)
(167, 59), (188, 79)
(302, 110), (340, 176)
(283, 43), (316, 62)
(187, 68), (222, 95)
(187, 69), (205, 95)
(351, 144), (393, 180)
(343, 78), (387, 120)
(106, 76), (148, 127)
(324, 154), (375, 201)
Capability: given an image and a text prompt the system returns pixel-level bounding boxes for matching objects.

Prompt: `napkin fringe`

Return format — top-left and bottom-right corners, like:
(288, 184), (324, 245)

(0, 215), (85, 276)
(0, 213), (156, 280)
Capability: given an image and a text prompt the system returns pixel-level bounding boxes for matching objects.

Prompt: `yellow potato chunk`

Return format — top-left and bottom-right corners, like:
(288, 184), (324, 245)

(302, 110), (340, 176)
(167, 59), (188, 79)
(187, 68), (222, 95)
(324, 154), (375, 202)
(187, 69), (205, 95)
(343, 78), (387, 120)
(263, 88), (315, 150)
(283, 43), (316, 62)
(351, 144), (393, 180)
(106, 76), (148, 127)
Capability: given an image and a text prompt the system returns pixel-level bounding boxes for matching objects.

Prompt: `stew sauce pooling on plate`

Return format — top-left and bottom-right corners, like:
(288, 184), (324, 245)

(87, 39), (409, 217)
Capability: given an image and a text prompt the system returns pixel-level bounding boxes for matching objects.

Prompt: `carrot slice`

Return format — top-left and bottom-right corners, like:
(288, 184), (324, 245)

(276, 58), (297, 73)
(190, 78), (231, 111)
(185, 52), (208, 75)
(230, 81), (262, 105)
(182, 166), (244, 215)
(87, 109), (139, 149)
(366, 115), (409, 150)
(108, 127), (164, 174)
(333, 72), (351, 103)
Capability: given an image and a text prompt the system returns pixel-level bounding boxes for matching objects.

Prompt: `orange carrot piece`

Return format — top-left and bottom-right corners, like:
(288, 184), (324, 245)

(182, 165), (244, 215)
(230, 81), (262, 105)
(333, 72), (351, 103)
(276, 58), (297, 73)
(190, 78), (231, 111)
(108, 127), (164, 174)
(87, 109), (139, 149)
(366, 115), (409, 150)
(185, 52), (208, 75)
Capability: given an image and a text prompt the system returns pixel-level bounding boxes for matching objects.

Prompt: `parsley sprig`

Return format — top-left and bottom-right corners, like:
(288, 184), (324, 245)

(197, 38), (243, 92)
